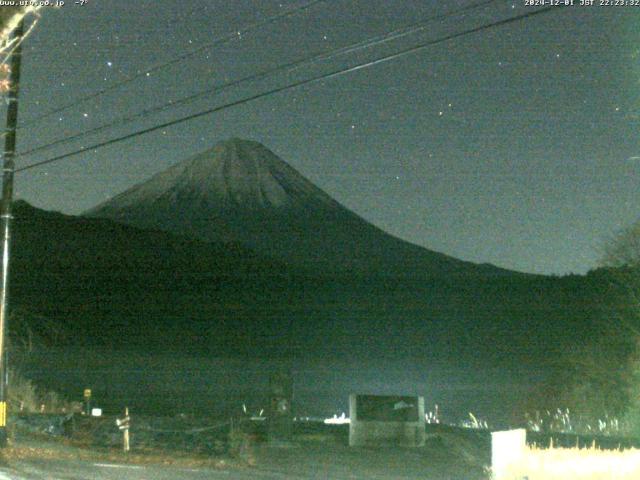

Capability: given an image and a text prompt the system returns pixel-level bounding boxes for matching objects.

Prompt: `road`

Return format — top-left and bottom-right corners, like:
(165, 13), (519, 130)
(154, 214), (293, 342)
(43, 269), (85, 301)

(2, 458), (309, 480)
(0, 432), (487, 479)
(1, 447), (486, 480)
(0, 458), (446, 480)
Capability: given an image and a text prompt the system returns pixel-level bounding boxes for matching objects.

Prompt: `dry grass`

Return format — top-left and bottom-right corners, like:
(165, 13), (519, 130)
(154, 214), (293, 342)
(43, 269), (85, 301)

(8, 369), (78, 414)
(228, 420), (257, 466)
(0, 437), (244, 470)
(498, 444), (640, 480)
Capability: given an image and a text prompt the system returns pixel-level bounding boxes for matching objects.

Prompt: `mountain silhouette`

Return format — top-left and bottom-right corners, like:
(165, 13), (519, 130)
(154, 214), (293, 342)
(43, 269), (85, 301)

(86, 138), (504, 277)
(8, 199), (605, 372)
(9, 140), (610, 368)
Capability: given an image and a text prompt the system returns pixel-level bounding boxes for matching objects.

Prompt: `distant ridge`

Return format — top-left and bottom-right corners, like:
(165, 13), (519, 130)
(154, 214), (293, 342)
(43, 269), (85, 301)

(11, 199), (600, 364)
(86, 138), (509, 277)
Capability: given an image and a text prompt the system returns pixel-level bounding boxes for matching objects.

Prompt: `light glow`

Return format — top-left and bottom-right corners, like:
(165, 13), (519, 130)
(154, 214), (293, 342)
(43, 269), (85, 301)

(324, 412), (350, 425)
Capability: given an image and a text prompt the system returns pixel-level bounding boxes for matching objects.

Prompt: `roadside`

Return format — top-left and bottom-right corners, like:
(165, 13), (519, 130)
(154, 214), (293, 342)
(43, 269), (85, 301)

(0, 419), (490, 480)
(0, 433), (250, 480)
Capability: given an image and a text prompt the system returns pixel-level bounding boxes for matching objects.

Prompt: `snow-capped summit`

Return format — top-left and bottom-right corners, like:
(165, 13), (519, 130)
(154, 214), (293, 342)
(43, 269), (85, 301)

(167, 138), (339, 210)
(89, 138), (335, 214)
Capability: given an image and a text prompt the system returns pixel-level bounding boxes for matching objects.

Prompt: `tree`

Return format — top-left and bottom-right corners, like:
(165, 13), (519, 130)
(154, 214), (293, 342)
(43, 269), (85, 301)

(533, 222), (640, 435)
(603, 221), (640, 269)
(599, 221), (640, 435)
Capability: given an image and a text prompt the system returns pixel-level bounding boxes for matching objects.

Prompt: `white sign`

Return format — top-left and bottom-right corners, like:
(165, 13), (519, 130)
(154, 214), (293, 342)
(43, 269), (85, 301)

(491, 428), (526, 480)
(116, 416), (130, 430)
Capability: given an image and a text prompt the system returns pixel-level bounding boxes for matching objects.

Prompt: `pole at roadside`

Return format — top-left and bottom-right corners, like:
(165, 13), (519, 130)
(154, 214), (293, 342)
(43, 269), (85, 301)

(0, 19), (25, 448)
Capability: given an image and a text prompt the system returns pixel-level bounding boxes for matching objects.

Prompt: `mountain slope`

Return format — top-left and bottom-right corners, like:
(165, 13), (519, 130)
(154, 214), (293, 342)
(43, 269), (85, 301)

(11, 200), (300, 351)
(7, 201), (605, 372)
(86, 138), (503, 277)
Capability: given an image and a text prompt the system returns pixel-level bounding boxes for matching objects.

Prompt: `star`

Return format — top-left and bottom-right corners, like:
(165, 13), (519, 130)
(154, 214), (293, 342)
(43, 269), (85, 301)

(106, 61), (113, 67)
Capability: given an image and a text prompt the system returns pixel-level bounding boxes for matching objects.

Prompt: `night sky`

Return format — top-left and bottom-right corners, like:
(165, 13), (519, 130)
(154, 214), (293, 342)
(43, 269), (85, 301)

(8, 1), (640, 275)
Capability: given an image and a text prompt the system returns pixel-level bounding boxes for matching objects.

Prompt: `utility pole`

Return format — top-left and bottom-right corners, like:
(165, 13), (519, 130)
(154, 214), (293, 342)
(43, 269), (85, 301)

(0, 20), (25, 447)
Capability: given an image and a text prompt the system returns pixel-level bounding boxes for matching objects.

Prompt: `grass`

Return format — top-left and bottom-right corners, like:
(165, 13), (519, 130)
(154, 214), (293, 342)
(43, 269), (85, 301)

(525, 408), (623, 437)
(1, 432), (243, 470)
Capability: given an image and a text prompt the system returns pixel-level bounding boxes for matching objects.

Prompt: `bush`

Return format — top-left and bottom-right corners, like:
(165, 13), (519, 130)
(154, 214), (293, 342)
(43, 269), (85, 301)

(7, 368), (73, 415)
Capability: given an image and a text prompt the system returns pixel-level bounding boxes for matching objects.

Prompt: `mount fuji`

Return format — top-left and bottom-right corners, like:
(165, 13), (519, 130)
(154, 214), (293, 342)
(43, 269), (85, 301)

(86, 138), (503, 277)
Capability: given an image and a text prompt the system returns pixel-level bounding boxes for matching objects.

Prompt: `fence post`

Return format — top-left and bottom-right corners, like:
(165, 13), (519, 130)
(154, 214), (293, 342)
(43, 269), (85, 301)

(116, 407), (130, 453)
(123, 407), (130, 452)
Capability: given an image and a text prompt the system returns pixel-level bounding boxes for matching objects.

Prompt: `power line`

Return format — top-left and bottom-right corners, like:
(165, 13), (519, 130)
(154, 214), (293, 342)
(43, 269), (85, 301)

(16, 5), (560, 172)
(16, 5), (563, 174)
(17, 0), (325, 129)
(17, 0), (500, 159)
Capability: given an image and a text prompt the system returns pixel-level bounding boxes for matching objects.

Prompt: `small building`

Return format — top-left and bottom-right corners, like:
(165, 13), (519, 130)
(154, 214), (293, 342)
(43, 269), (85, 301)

(349, 394), (426, 447)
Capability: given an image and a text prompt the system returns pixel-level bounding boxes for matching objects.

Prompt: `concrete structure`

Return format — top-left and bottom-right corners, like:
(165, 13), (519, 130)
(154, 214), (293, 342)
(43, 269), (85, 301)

(348, 394), (426, 447)
(267, 372), (293, 445)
